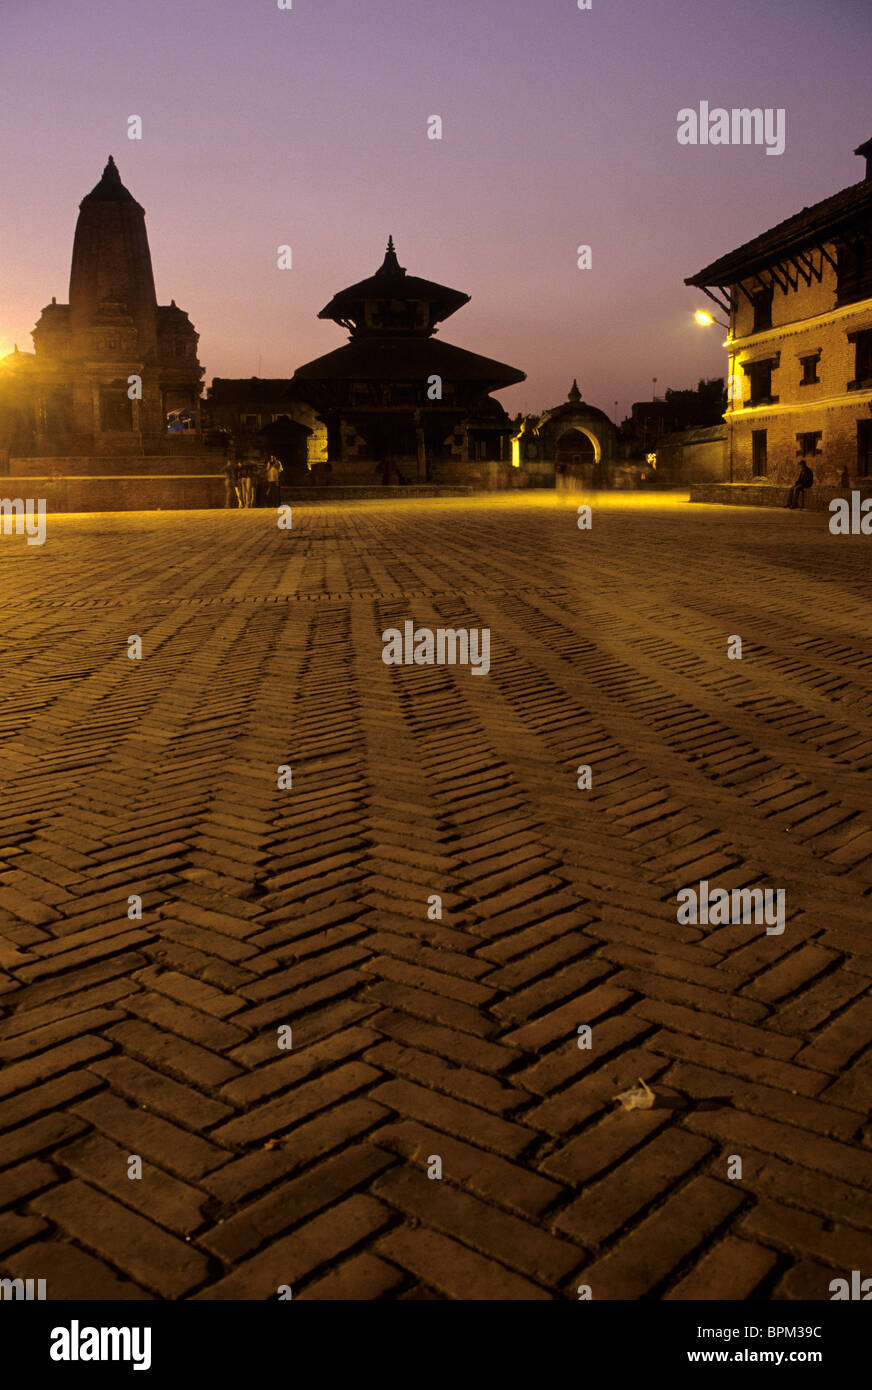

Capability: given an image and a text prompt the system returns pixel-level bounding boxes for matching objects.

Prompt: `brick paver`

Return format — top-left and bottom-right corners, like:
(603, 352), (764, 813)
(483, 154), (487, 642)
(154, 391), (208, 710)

(0, 492), (870, 1300)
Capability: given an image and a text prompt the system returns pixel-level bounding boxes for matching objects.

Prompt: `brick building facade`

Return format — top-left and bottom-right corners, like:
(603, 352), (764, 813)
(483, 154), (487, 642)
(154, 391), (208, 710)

(686, 137), (872, 486)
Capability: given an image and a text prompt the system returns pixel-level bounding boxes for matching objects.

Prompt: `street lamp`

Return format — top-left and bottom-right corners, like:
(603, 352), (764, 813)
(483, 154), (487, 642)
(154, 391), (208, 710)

(694, 308), (729, 330)
(695, 309), (733, 485)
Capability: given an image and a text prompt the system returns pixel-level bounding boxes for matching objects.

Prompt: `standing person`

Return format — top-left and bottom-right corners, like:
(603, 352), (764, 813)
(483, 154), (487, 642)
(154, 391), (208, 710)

(224, 457), (240, 508)
(266, 454), (283, 506)
(254, 456), (268, 507)
(241, 457), (255, 508)
(785, 458), (813, 509)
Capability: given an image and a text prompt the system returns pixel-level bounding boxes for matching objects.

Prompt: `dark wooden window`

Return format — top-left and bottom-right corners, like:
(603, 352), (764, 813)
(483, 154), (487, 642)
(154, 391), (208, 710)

(800, 354), (820, 385)
(42, 389), (73, 434)
(796, 431), (821, 457)
(859, 420), (872, 478)
(99, 388), (133, 431)
(747, 360), (775, 403)
(836, 236), (872, 306)
(752, 288), (773, 333)
(848, 329), (872, 387)
(752, 429), (767, 476)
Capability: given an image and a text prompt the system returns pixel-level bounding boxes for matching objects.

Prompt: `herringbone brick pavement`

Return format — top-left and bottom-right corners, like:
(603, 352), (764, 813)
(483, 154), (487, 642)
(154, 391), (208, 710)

(0, 493), (870, 1300)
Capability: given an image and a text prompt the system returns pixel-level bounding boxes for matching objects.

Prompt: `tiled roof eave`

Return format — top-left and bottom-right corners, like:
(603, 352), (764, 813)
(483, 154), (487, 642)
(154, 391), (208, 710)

(686, 182), (872, 288)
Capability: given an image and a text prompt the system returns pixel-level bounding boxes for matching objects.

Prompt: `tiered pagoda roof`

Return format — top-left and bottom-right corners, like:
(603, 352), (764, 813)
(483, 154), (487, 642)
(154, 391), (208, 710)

(295, 239), (524, 393)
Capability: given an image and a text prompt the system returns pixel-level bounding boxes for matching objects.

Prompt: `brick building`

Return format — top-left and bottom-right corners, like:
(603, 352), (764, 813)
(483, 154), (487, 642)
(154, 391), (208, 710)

(686, 136), (872, 486)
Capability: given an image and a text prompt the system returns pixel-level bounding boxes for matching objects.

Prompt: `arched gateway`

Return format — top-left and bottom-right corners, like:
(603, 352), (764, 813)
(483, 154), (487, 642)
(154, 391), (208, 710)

(555, 426), (598, 467)
(536, 380), (618, 488)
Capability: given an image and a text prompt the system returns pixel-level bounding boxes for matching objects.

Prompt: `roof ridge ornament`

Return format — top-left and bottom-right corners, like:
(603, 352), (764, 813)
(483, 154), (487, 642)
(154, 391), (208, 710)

(377, 236), (405, 278)
(854, 136), (872, 181)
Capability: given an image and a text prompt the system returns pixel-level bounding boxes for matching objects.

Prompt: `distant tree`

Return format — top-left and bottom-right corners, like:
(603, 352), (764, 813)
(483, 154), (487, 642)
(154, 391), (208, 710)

(620, 377), (726, 445)
(663, 377), (727, 428)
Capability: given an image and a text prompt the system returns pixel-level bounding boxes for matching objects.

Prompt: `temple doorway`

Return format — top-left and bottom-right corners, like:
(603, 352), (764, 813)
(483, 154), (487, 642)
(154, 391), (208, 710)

(259, 416), (312, 485)
(555, 427), (596, 468)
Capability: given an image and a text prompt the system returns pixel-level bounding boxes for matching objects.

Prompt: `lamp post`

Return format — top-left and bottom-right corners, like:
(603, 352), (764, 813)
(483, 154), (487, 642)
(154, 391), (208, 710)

(695, 309), (733, 484)
(694, 308), (729, 331)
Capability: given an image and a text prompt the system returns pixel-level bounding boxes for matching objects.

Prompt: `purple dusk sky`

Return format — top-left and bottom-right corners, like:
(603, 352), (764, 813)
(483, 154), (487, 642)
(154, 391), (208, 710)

(1, 0), (870, 417)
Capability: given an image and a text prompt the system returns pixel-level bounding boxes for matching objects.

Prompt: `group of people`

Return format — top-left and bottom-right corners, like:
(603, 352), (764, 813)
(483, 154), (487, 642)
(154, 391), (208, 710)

(225, 454), (283, 508)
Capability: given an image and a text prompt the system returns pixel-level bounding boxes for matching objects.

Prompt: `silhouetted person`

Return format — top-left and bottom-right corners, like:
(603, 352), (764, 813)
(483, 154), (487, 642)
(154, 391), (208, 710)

(265, 455), (283, 505)
(224, 458), (240, 508)
(239, 459), (255, 508)
(253, 458), (268, 507)
(785, 459), (813, 509)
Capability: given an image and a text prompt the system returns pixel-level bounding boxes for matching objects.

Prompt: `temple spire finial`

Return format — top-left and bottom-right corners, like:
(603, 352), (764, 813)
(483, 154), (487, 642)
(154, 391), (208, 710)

(377, 236), (404, 277)
(568, 378), (581, 403)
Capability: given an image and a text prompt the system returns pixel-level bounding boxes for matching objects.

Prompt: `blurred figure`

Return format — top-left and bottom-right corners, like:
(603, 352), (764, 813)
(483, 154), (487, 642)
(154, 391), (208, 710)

(266, 455), (283, 506)
(224, 457), (241, 508)
(253, 457), (268, 507)
(240, 458), (256, 508)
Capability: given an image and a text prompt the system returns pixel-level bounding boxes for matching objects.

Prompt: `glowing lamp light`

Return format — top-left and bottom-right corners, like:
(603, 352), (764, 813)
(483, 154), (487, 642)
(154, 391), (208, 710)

(694, 309), (716, 325)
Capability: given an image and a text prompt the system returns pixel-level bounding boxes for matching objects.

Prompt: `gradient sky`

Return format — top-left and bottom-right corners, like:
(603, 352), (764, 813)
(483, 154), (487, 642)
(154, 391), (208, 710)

(1, 0), (870, 417)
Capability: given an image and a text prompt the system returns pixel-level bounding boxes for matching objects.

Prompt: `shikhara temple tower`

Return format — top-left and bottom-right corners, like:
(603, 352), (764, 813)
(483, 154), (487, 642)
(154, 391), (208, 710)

(292, 238), (525, 483)
(4, 157), (203, 455)
(0, 157), (225, 509)
(68, 155), (160, 351)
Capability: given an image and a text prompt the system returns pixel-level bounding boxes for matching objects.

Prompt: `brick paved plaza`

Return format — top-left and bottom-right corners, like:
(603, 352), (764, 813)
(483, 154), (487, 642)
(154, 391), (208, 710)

(1, 491), (871, 1301)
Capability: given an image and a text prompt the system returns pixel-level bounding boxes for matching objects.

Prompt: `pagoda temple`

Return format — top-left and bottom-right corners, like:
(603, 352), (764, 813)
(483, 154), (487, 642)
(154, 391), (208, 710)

(291, 239), (525, 483)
